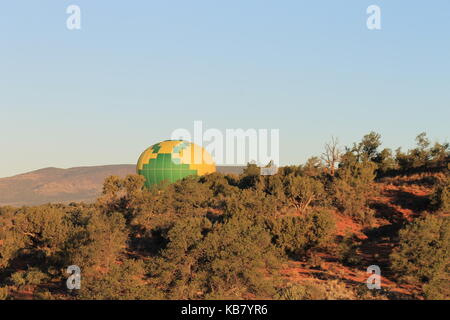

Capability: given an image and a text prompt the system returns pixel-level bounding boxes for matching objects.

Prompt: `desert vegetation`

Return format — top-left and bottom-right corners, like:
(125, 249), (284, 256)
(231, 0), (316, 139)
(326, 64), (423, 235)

(0, 132), (448, 300)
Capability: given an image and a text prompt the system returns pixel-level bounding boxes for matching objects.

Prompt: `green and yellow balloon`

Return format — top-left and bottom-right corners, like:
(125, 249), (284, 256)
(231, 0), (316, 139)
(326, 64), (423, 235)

(137, 140), (216, 189)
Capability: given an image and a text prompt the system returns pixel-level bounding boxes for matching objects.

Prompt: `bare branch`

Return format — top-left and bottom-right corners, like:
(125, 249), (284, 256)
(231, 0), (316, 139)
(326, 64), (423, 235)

(321, 136), (341, 176)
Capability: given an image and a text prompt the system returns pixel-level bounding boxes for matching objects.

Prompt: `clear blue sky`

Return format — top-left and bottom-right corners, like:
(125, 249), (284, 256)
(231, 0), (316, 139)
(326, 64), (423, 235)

(1, 1), (449, 177)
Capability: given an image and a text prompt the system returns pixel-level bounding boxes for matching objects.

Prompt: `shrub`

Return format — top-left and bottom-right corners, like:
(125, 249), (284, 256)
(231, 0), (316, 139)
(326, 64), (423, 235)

(336, 233), (362, 266)
(10, 268), (47, 288)
(33, 290), (56, 300)
(430, 176), (450, 213)
(150, 214), (280, 299)
(422, 273), (450, 300)
(220, 189), (278, 217)
(321, 280), (356, 300)
(200, 215), (280, 299)
(276, 280), (355, 300)
(354, 284), (390, 300)
(276, 282), (325, 300)
(0, 230), (25, 269)
(11, 271), (27, 287)
(283, 175), (326, 213)
(390, 215), (450, 290)
(0, 287), (8, 300)
(80, 260), (163, 300)
(301, 157), (325, 177)
(306, 252), (325, 270)
(267, 209), (335, 257)
(263, 175), (288, 210)
(373, 148), (398, 174)
(238, 163), (262, 189)
(301, 209), (336, 250)
(14, 206), (71, 259)
(24, 269), (48, 285)
(167, 176), (212, 214)
(97, 174), (147, 217)
(67, 211), (128, 273)
(332, 161), (377, 224)
(200, 173), (241, 208)
(394, 133), (449, 172)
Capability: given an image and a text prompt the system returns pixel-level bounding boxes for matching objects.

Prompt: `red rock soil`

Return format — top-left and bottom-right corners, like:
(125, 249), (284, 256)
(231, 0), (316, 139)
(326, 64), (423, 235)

(280, 175), (435, 299)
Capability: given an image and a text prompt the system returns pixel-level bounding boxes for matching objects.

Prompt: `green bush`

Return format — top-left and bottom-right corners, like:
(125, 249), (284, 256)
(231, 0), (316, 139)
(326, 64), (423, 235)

(67, 211), (128, 273)
(276, 282), (324, 300)
(238, 163), (262, 189)
(283, 175), (326, 213)
(267, 209), (335, 257)
(220, 189), (278, 217)
(167, 176), (213, 214)
(332, 161), (377, 224)
(150, 214), (280, 299)
(25, 269), (48, 285)
(422, 273), (450, 300)
(394, 133), (449, 171)
(0, 230), (25, 269)
(430, 176), (450, 213)
(11, 271), (27, 287)
(10, 268), (47, 288)
(200, 215), (280, 299)
(276, 280), (355, 300)
(33, 290), (56, 300)
(80, 260), (163, 300)
(14, 206), (71, 259)
(390, 215), (450, 296)
(262, 175), (288, 211)
(0, 287), (8, 300)
(373, 148), (398, 174)
(336, 233), (362, 266)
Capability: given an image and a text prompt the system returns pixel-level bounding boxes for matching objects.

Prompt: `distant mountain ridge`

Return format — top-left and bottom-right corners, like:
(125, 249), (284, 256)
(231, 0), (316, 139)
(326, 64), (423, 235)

(0, 165), (244, 207)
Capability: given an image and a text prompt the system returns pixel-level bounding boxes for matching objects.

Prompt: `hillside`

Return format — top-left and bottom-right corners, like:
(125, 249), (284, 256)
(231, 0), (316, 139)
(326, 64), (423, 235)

(0, 165), (245, 206)
(2, 168), (447, 300)
(0, 130), (448, 300)
(279, 172), (444, 299)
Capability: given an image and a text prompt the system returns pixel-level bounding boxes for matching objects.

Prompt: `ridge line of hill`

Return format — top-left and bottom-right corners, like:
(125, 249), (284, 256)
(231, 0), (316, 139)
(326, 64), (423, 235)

(0, 165), (245, 206)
